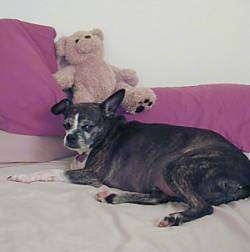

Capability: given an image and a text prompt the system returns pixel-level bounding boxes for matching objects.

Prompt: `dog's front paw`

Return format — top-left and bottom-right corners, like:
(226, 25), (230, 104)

(7, 169), (67, 184)
(96, 190), (117, 204)
(157, 212), (183, 227)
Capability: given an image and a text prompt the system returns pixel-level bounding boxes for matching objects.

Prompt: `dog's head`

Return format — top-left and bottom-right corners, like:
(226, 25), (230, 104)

(51, 89), (125, 154)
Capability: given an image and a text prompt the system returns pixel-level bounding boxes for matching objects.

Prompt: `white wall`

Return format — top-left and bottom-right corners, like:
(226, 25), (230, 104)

(1, 0), (250, 87)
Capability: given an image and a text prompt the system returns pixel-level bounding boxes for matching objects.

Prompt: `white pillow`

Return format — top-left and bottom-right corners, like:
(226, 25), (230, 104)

(0, 130), (73, 163)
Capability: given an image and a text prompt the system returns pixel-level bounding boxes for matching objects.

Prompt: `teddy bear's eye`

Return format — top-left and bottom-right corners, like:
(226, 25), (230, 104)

(75, 39), (80, 43)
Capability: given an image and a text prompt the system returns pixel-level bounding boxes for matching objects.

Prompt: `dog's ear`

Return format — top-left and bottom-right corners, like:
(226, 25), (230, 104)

(51, 99), (72, 115)
(100, 89), (125, 116)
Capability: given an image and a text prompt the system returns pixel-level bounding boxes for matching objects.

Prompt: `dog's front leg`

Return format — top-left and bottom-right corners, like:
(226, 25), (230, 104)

(65, 170), (101, 187)
(7, 169), (101, 187)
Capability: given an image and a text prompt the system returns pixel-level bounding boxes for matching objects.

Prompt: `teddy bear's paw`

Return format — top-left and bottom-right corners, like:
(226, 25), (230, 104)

(123, 87), (156, 114)
(53, 73), (74, 89)
(135, 98), (154, 113)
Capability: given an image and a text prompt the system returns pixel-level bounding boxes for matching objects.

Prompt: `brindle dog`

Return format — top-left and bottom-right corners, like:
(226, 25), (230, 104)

(9, 89), (250, 227)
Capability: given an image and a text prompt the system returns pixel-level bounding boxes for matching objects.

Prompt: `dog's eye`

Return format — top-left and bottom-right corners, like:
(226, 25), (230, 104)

(63, 122), (72, 130)
(81, 125), (94, 132)
(75, 39), (80, 43)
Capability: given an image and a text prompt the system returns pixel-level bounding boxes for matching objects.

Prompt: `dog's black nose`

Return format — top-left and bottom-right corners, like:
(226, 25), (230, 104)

(66, 134), (77, 144)
(85, 35), (91, 39)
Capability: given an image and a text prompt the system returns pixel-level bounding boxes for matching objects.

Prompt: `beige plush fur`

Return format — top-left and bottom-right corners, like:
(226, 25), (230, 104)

(53, 29), (156, 113)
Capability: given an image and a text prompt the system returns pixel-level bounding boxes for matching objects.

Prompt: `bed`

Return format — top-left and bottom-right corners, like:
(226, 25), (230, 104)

(0, 156), (250, 252)
(1, 2), (250, 250)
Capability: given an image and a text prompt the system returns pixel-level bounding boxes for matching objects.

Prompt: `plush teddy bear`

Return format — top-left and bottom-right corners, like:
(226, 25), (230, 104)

(53, 28), (156, 113)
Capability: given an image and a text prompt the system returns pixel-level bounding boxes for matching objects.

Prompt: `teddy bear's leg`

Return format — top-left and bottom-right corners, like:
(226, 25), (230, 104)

(73, 86), (95, 104)
(116, 83), (156, 114)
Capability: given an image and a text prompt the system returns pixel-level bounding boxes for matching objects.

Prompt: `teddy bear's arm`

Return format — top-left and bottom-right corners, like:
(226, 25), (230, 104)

(116, 81), (133, 91)
(53, 65), (76, 89)
(110, 65), (139, 87)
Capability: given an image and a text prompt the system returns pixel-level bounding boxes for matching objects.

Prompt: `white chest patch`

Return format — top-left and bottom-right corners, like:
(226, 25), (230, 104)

(69, 153), (90, 170)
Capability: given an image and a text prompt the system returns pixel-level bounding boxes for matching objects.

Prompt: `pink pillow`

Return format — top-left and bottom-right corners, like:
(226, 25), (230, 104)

(125, 84), (250, 152)
(0, 19), (65, 136)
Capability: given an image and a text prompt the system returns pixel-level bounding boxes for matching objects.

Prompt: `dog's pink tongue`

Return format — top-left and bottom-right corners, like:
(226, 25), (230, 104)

(76, 153), (87, 163)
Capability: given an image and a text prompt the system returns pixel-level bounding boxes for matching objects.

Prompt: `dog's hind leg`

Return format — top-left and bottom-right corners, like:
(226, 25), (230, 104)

(158, 161), (213, 227)
(201, 177), (250, 206)
(96, 189), (174, 205)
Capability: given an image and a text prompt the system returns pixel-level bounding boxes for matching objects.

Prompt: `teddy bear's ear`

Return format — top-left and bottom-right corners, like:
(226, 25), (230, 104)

(91, 29), (104, 40)
(55, 37), (67, 56)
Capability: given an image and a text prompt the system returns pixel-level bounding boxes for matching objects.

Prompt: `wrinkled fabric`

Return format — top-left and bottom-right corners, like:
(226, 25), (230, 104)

(0, 19), (65, 136)
(0, 157), (249, 252)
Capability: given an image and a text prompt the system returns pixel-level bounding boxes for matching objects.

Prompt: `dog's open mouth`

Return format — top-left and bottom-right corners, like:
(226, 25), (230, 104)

(75, 153), (87, 163)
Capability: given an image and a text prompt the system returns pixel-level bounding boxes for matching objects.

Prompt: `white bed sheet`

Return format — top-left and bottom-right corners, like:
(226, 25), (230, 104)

(0, 157), (250, 252)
